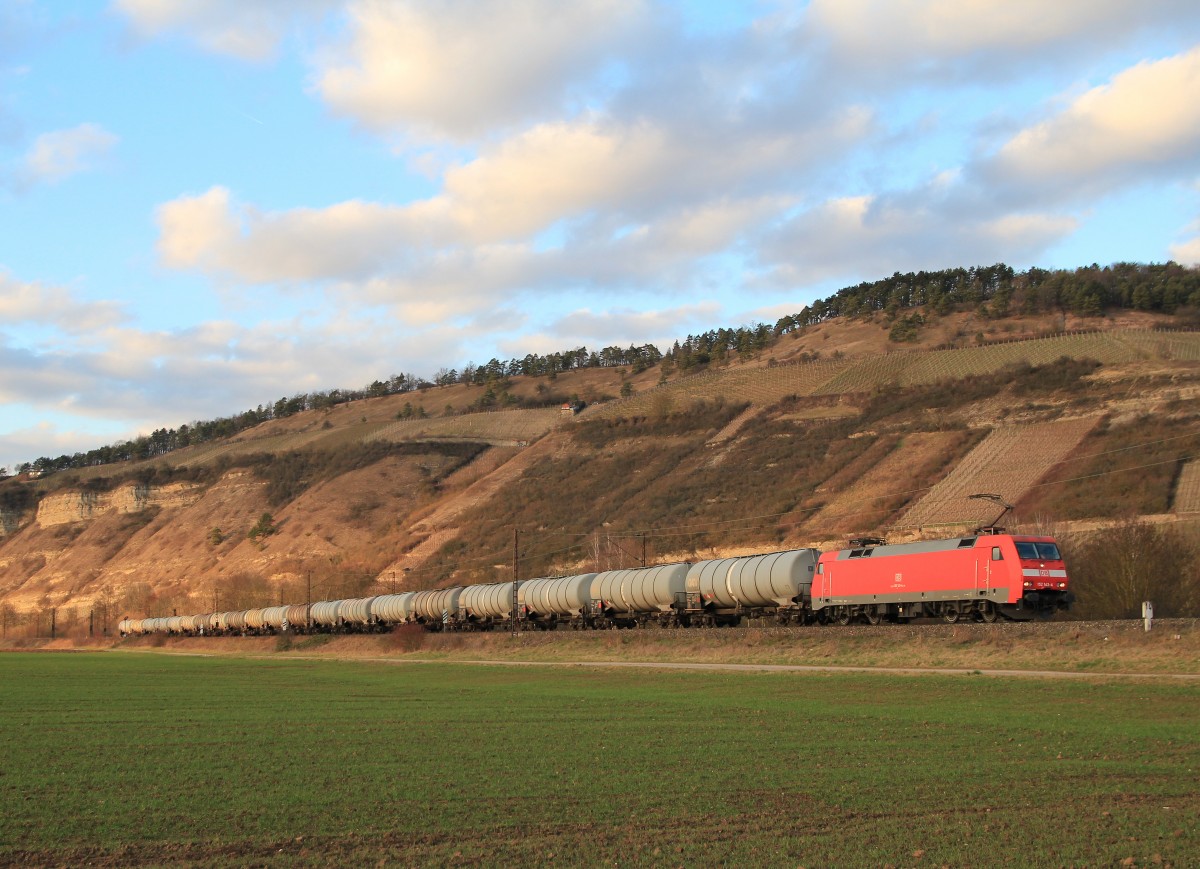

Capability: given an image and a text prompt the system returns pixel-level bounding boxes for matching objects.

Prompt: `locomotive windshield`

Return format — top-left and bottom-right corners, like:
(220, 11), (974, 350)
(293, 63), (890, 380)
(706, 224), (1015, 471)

(1015, 541), (1062, 561)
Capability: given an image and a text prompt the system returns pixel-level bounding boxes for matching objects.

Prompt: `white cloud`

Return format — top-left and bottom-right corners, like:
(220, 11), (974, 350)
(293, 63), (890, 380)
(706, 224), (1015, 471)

(314, 0), (650, 139)
(760, 193), (1077, 285)
(546, 302), (721, 344)
(15, 123), (118, 189)
(1171, 228), (1200, 265)
(0, 305), (478, 469)
(0, 270), (128, 333)
(151, 92), (867, 310)
(156, 186), (442, 282)
(114, 0), (338, 61)
(805, 0), (1200, 80)
(985, 45), (1200, 202)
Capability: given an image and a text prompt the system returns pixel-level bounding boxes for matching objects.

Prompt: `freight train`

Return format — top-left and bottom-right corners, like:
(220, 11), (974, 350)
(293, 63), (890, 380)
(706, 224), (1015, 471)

(118, 532), (1072, 637)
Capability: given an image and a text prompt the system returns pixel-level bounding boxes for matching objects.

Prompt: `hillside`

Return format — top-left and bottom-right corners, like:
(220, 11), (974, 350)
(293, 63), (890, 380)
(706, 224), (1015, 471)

(2, 309), (1199, 633)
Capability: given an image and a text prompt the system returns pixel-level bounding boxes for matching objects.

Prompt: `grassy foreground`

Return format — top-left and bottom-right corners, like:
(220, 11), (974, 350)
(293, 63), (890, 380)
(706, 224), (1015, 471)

(1, 652), (1197, 867)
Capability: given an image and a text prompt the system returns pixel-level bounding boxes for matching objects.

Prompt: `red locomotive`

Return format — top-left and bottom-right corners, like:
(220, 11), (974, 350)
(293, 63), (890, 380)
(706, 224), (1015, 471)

(811, 533), (1072, 624)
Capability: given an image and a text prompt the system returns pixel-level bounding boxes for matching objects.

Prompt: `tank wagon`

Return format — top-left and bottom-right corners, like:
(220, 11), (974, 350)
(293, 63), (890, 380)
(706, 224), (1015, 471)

(684, 549), (820, 626)
(121, 533), (1072, 637)
(285, 604), (311, 632)
(411, 588), (463, 629)
(519, 573), (597, 629)
(460, 582), (522, 629)
(371, 593), (416, 627)
(310, 600), (342, 630)
(591, 563), (689, 627)
(338, 596), (378, 631)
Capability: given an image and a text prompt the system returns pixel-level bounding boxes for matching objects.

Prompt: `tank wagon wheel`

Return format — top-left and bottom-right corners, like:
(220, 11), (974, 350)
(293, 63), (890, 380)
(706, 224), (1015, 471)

(978, 602), (998, 623)
(942, 608), (960, 624)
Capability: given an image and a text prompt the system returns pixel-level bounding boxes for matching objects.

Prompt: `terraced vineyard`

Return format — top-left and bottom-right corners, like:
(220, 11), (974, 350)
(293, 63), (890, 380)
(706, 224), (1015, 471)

(1175, 461), (1200, 514)
(159, 422), (393, 466)
(593, 330), (1200, 420)
(814, 331), (1163, 395)
(896, 416), (1100, 529)
(807, 431), (970, 533)
(366, 407), (564, 444)
(1117, 329), (1200, 361)
(587, 358), (850, 419)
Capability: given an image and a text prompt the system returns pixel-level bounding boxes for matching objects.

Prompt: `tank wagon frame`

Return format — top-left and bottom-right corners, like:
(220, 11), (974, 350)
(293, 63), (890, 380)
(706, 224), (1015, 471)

(120, 534), (1072, 638)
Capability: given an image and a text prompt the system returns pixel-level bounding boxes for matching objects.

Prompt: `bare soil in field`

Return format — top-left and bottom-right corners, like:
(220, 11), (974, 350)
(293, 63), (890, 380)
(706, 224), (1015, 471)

(16, 617), (1197, 676)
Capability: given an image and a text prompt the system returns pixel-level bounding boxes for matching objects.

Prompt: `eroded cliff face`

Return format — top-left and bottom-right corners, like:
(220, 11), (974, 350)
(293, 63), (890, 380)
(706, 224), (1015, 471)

(34, 482), (203, 528)
(0, 454), (453, 616)
(0, 476), (255, 611)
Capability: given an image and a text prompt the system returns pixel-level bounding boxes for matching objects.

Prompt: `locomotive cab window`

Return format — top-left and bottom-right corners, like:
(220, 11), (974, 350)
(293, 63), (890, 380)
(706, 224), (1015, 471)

(992, 547), (1003, 561)
(1016, 542), (1038, 559)
(1036, 542), (1062, 561)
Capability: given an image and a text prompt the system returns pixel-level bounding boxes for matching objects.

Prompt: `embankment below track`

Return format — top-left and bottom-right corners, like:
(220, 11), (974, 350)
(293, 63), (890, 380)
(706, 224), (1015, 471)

(5, 618), (1199, 676)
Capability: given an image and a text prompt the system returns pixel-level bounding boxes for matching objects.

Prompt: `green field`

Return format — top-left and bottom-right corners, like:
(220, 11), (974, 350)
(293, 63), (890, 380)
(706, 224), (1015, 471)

(1, 653), (1197, 866)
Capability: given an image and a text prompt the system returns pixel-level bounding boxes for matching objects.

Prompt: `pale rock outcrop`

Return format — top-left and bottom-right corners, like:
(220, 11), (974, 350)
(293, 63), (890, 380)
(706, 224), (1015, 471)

(36, 483), (203, 528)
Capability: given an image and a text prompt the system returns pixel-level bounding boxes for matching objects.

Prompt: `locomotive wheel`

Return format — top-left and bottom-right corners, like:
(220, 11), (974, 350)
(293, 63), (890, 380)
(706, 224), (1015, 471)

(978, 602), (998, 623)
(943, 608), (960, 624)
(836, 610), (852, 626)
(864, 611), (881, 626)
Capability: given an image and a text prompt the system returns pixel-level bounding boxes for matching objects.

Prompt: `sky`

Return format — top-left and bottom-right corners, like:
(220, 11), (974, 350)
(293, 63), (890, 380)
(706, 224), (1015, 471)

(2, 0), (1200, 471)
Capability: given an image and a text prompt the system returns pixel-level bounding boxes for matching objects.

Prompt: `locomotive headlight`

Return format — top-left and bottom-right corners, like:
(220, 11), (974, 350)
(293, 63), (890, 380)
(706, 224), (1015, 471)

(1024, 580), (1032, 588)
(1058, 582), (1066, 588)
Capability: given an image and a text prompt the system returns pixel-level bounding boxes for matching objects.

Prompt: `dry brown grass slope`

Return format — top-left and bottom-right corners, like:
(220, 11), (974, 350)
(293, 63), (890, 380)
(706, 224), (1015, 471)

(1, 311), (1198, 627)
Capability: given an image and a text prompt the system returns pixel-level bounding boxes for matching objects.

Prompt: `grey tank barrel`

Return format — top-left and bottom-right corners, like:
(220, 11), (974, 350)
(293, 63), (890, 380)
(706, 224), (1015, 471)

(226, 611), (248, 631)
(412, 587), (463, 622)
(591, 563), (689, 614)
(338, 596), (377, 625)
(371, 593), (417, 624)
(686, 548), (820, 609)
(262, 606), (290, 631)
(284, 604), (310, 629)
(309, 600), (342, 627)
(244, 608), (266, 631)
(519, 573), (597, 617)
(460, 582), (522, 620)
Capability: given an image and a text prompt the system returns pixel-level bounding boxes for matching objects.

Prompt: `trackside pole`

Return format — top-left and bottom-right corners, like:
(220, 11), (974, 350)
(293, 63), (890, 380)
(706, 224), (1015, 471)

(512, 528), (520, 636)
(1143, 601), (1154, 632)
